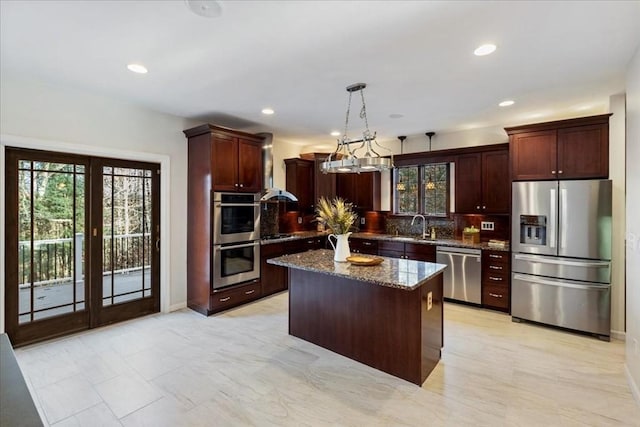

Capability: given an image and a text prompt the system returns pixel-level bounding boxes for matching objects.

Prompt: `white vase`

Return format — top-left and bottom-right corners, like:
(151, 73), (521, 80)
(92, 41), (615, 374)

(328, 232), (352, 262)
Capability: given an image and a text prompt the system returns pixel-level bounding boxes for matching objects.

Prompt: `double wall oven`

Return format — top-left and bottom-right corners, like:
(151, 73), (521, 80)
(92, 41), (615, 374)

(212, 192), (261, 289)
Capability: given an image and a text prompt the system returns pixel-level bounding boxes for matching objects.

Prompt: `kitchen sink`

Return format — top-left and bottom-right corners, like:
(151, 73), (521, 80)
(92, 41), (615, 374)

(390, 236), (417, 241)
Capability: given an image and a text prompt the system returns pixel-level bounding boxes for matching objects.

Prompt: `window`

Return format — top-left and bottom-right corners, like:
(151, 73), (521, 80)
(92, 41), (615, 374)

(394, 163), (449, 216)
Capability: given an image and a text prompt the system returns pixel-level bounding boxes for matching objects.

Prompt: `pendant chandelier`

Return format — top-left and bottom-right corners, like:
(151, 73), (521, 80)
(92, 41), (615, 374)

(321, 83), (393, 174)
(425, 132), (436, 190)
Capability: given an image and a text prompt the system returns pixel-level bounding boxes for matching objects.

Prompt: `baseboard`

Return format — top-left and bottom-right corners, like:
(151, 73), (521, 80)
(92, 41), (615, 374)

(611, 330), (626, 341)
(169, 302), (187, 312)
(626, 364), (640, 406)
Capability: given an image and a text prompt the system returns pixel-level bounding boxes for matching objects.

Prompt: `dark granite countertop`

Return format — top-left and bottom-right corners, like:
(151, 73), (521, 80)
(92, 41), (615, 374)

(267, 249), (447, 290)
(261, 230), (509, 252)
(351, 232), (510, 252)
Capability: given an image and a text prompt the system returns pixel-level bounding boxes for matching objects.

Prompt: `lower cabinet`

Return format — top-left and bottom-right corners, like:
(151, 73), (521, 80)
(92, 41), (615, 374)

(350, 238), (378, 255)
(377, 240), (436, 262)
(481, 250), (510, 312)
(261, 236), (327, 297)
(210, 279), (262, 312)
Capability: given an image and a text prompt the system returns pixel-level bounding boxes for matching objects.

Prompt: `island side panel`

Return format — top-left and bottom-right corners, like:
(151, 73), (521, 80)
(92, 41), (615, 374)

(288, 268), (426, 385)
(421, 273), (444, 384)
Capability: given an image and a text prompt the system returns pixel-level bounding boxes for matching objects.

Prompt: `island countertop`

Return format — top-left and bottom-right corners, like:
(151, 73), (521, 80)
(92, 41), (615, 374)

(267, 249), (446, 291)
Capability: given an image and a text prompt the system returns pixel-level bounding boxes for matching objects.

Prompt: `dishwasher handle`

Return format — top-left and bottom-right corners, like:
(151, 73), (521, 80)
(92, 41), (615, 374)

(436, 246), (481, 257)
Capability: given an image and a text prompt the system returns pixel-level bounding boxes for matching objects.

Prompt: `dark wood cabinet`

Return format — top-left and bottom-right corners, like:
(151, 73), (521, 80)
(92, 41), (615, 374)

(350, 237), (378, 255)
(184, 124), (264, 315)
(261, 242), (289, 296)
(185, 124), (263, 193)
(336, 172), (381, 212)
(455, 149), (509, 214)
(506, 114), (610, 181)
(285, 154), (337, 216)
(481, 250), (510, 312)
(377, 240), (436, 262)
(261, 236), (327, 296)
(210, 280), (262, 311)
(285, 158), (314, 213)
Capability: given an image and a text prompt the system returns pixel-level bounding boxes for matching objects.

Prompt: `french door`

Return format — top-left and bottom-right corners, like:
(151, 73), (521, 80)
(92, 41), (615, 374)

(4, 148), (160, 346)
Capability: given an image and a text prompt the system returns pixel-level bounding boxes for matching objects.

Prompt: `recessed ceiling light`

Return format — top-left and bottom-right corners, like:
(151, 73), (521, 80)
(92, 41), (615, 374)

(499, 100), (515, 107)
(261, 108), (274, 115)
(185, 0), (222, 18)
(474, 44), (497, 56)
(330, 131), (341, 137)
(127, 63), (148, 74)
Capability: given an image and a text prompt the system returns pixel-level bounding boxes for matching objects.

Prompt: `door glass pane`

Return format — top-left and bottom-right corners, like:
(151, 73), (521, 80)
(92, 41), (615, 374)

(102, 166), (153, 306)
(18, 161), (86, 323)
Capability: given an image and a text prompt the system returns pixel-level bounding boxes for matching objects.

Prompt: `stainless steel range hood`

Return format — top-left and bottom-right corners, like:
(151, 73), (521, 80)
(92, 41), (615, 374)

(258, 132), (298, 202)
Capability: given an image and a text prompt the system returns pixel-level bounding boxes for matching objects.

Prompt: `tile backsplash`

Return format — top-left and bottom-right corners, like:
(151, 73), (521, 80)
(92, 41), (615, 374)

(385, 216), (454, 239)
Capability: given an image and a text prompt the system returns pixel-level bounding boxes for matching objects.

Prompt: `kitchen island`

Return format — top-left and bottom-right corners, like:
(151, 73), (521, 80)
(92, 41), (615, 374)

(268, 249), (446, 385)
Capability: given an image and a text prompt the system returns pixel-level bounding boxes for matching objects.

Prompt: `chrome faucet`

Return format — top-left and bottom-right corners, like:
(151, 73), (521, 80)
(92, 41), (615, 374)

(411, 214), (428, 239)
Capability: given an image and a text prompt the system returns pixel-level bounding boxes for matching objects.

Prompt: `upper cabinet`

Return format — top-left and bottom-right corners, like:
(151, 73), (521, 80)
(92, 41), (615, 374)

(336, 172), (381, 212)
(285, 153), (338, 214)
(455, 148), (510, 214)
(184, 124), (263, 193)
(506, 114), (610, 181)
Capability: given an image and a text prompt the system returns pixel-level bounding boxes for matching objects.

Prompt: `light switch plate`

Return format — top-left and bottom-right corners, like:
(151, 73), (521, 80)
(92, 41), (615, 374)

(360, 217), (366, 225)
(481, 221), (494, 231)
(297, 216), (302, 224)
(427, 292), (433, 311)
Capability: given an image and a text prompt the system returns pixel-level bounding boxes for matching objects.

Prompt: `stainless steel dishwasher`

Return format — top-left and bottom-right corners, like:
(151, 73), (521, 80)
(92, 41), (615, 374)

(436, 246), (482, 304)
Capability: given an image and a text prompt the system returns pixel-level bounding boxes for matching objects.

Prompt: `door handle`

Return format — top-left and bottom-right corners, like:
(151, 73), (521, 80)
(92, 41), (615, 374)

(155, 238), (160, 252)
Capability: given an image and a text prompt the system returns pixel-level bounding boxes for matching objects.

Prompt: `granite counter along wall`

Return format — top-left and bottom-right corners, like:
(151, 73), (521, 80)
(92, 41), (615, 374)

(385, 216), (455, 239)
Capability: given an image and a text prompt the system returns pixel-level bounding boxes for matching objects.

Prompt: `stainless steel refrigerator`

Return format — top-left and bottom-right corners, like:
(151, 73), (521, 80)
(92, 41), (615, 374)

(511, 180), (612, 339)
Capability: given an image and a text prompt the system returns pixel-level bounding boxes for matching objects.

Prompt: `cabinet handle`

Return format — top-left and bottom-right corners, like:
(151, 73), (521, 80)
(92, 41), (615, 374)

(558, 170), (563, 174)
(239, 183), (244, 187)
(482, 205), (486, 209)
(552, 170), (556, 174)
(219, 296), (231, 302)
(489, 254), (503, 259)
(489, 276), (503, 281)
(489, 292), (503, 298)
(363, 242), (373, 246)
(489, 265), (503, 270)
(234, 183), (239, 187)
(244, 289), (255, 295)
(476, 205), (480, 210)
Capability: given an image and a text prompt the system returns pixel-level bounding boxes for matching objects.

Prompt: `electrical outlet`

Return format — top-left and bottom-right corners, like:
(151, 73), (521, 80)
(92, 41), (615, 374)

(360, 217), (366, 225)
(427, 291), (433, 311)
(297, 216), (302, 224)
(481, 221), (495, 231)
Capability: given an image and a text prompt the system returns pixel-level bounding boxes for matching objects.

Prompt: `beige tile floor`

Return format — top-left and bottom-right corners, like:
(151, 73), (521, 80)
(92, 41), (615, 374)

(14, 292), (640, 426)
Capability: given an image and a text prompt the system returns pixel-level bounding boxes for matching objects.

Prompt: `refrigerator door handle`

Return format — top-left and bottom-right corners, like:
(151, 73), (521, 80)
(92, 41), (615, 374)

(513, 274), (610, 291)
(560, 188), (568, 249)
(549, 188), (556, 249)
(513, 254), (610, 268)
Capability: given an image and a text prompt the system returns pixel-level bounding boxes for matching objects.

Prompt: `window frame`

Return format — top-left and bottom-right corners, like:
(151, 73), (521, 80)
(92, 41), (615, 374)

(393, 163), (450, 218)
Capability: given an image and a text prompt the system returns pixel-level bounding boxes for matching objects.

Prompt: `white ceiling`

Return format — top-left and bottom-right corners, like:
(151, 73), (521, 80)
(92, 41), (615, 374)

(1, 0), (639, 149)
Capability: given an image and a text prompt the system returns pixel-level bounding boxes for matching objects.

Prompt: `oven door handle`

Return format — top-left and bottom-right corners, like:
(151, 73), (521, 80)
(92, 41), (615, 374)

(215, 203), (260, 208)
(215, 242), (260, 251)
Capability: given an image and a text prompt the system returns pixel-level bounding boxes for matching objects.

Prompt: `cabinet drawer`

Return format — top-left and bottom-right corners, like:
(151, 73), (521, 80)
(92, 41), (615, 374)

(482, 283), (509, 310)
(378, 240), (404, 252)
(378, 249), (404, 259)
(211, 280), (261, 311)
(482, 250), (509, 265)
(405, 243), (436, 261)
(482, 269), (509, 285)
(350, 238), (378, 255)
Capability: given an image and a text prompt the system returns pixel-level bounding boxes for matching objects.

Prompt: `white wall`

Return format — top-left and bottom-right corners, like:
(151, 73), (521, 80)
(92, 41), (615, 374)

(609, 94), (627, 339)
(0, 74), (198, 329)
(625, 45), (640, 403)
